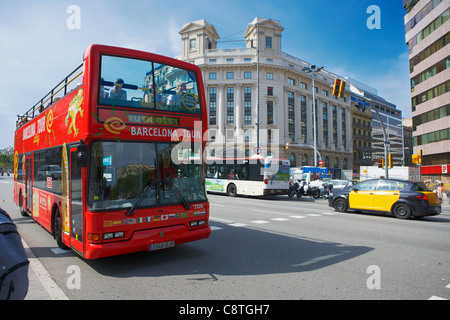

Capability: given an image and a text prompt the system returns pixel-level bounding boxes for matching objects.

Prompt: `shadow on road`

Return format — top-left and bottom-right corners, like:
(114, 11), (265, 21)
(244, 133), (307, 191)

(84, 222), (373, 280)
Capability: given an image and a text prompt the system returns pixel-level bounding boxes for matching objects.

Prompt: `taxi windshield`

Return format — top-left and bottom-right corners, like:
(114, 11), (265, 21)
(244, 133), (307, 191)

(98, 55), (201, 114)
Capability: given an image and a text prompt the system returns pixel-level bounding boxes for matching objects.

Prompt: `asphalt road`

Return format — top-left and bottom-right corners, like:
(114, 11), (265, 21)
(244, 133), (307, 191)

(1, 174), (450, 301)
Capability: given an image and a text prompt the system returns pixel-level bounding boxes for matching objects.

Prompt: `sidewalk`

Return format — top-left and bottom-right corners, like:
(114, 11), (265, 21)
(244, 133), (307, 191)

(22, 240), (69, 300)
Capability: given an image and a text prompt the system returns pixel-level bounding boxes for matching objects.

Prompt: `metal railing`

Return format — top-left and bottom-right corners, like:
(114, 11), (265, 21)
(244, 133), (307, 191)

(16, 63), (84, 128)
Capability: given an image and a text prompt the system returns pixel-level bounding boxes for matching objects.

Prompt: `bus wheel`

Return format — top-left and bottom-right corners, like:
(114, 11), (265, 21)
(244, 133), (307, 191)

(19, 191), (28, 217)
(227, 184), (237, 197)
(393, 203), (411, 219)
(54, 208), (68, 249)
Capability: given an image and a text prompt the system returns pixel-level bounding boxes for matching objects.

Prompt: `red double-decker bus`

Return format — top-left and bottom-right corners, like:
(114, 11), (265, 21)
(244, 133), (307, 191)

(14, 44), (210, 259)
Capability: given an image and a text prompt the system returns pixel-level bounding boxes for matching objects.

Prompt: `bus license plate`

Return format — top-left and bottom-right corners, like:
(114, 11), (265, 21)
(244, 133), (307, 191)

(150, 241), (175, 251)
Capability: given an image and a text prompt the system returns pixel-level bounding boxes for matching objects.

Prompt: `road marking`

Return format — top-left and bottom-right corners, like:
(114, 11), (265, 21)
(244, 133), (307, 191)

(290, 215), (306, 219)
(210, 217), (234, 224)
(251, 220), (270, 224)
(428, 295), (447, 300)
(252, 209), (291, 216)
(271, 218), (289, 221)
(306, 214), (321, 217)
(22, 239), (69, 300)
(51, 248), (72, 255)
(210, 226), (223, 231)
(228, 223), (248, 227)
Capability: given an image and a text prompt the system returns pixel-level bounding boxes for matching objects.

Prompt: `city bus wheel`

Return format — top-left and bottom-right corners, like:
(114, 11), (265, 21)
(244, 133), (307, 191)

(227, 184), (237, 197)
(54, 208), (68, 249)
(19, 191), (28, 217)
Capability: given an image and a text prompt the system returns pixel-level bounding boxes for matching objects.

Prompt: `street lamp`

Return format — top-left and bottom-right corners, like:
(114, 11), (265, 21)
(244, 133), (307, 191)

(302, 65), (323, 167)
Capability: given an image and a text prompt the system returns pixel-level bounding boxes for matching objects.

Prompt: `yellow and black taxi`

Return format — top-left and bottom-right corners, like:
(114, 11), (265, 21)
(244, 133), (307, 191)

(328, 179), (441, 219)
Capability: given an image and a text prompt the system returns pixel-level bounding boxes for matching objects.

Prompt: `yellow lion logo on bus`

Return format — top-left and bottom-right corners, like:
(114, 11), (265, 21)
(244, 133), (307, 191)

(65, 88), (84, 136)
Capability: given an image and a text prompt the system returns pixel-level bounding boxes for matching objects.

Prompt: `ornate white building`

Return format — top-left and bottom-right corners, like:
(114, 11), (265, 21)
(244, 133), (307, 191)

(178, 18), (352, 169)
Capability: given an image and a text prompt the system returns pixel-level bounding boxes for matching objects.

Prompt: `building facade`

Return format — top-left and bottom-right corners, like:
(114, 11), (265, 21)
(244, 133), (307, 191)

(179, 18), (352, 171)
(404, 0), (450, 182)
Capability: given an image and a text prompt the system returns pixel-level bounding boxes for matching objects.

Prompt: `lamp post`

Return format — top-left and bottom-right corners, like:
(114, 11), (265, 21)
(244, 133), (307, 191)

(302, 65), (323, 167)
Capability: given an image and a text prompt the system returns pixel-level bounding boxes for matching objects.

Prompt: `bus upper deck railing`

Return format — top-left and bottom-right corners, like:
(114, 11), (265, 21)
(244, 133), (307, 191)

(16, 64), (84, 129)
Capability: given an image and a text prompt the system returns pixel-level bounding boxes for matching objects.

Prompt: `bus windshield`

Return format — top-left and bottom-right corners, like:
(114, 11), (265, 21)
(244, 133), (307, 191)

(88, 141), (206, 211)
(99, 55), (201, 114)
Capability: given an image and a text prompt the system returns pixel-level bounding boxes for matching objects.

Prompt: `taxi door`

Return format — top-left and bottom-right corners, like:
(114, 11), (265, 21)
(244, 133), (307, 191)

(372, 180), (400, 211)
(348, 180), (378, 210)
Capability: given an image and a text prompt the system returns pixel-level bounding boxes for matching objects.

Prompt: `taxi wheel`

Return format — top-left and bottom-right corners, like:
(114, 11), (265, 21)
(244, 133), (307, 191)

(334, 198), (348, 212)
(393, 203), (411, 219)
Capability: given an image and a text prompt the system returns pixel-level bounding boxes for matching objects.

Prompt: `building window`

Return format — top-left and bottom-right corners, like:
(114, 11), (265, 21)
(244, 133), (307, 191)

(267, 87), (273, 96)
(244, 58), (252, 63)
(209, 72), (216, 80)
(267, 101), (274, 125)
(332, 105), (338, 147)
(300, 82), (307, 89)
(288, 92), (295, 140)
(266, 73), (273, 80)
(227, 87), (234, 124)
(244, 72), (252, 79)
(226, 129), (234, 140)
(265, 37), (272, 49)
(189, 39), (196, 51)
(209, 59), (216, 64)
(342, 109), (347, 149)
(244, 87), (252, 125)
(288, 78), (295, 85)
(209, 87), (217, 125)
(226, 72), (234, 79)
(323, 102), (328, 146)
(301, 95), (307, 144)
(226, 58), (234, 63)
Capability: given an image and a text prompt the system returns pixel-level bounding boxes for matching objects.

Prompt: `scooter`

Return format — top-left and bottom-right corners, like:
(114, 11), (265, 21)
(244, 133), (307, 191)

(320, 183), (333, 199)
(288, 180), (302, 198)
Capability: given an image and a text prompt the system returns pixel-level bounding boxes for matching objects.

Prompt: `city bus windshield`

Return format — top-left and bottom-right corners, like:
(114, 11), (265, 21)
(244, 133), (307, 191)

(98, 55), (201, 114)
(88, 141), (206, 211)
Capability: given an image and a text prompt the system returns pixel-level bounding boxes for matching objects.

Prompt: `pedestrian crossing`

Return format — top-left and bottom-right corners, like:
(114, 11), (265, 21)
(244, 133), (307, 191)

(210, 209), (345, 231)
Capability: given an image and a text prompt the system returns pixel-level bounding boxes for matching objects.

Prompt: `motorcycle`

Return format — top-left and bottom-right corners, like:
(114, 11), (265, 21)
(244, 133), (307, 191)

(288, 180), (302, 198)
(320, 183), (333, 199)
(288, 180), (320, 199)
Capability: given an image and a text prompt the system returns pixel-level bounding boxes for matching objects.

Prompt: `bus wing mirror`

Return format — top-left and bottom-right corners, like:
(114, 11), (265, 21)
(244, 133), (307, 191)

(77, 144), (89, 168)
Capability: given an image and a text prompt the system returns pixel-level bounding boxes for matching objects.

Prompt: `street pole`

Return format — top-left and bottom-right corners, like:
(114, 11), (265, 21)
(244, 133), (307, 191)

(256, 23), (260, 155)
(302, 65), (323, 167)
(312, 72), (317, 167)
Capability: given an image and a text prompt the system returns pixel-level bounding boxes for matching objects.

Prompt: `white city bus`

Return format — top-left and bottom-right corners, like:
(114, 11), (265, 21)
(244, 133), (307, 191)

(206, 157), (290, 197)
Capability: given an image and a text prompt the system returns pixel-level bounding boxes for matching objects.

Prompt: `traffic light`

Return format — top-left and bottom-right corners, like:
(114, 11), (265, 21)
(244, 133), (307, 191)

(332, 78), (341, 97)
(332, 78), (346, 98)
(338, 80), (346, 98)
(388, 153), (392, 168)
(377, 158), (384, 168)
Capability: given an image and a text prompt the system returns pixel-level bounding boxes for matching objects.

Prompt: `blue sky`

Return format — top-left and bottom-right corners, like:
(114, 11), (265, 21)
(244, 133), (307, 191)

(0, 0), (410, 149)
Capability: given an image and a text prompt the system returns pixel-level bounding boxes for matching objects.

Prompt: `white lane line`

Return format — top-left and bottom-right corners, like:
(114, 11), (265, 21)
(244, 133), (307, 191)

(22, 239), (69, 300)
(251, 220), (270, 224)
(271, 218), (289, 221)
(306, 214), (321, 217)
(228, 223), (248, 227)
(428, 295), (447, 300)
(252, 209), (291, 216)
(290, 215), (306, 219)
(210, 226), (223, 231)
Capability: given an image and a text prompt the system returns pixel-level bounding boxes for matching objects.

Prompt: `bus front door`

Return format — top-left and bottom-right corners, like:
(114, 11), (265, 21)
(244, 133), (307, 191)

(70, 148), (84, 255)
